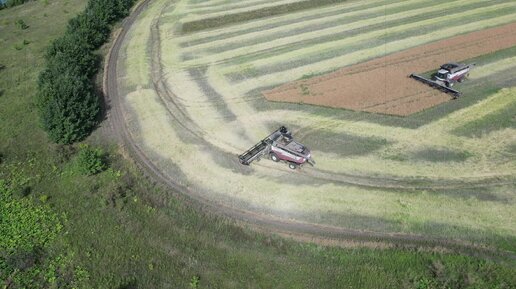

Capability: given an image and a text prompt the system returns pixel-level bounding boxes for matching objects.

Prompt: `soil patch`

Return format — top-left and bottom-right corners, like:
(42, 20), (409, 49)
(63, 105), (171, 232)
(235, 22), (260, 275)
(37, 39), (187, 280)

(262, 22), (516, 116)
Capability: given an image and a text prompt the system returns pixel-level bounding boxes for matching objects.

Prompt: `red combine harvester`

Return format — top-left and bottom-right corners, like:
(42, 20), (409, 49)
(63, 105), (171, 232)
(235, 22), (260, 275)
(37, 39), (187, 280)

(238, 126), (315, 170)
(410, 62), (475, 98)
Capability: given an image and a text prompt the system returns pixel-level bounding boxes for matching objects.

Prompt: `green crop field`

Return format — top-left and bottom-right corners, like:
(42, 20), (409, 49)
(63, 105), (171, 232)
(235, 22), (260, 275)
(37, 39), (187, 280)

(2, 0), (515, 287)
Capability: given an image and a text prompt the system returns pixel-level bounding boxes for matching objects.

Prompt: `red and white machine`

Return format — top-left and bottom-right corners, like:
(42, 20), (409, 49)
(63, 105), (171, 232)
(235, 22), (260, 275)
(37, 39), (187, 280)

(410, 62), (475, 98)
(433, 63), (474, 87)
(238, 126), (315, 170)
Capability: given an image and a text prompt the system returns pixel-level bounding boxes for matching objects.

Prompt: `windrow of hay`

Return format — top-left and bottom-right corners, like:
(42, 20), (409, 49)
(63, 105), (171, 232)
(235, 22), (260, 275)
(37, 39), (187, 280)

(180, 0), (437, 52)
(182, 0), (499, 66)
(224, 9), (516, 86)
(116, 0), (516, 245)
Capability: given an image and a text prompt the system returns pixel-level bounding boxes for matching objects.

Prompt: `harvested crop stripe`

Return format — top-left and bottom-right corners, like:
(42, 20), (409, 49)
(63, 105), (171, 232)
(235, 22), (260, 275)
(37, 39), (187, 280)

(116, 0), (516, 244)
(262, 21), (516, 116)
(123, 2), (162, 88)
(176, 0), (390, 43)
(181, 0), (440, 52)
(181, 0), (371, 33)
(125, 87), (516, 234)
(183, 0), (498, 66)
(186, 0), (279, 12)
(183, 0), (306, 21)
(469, 55), (516, 79)
(220, 3), (516, 73)
(423, 88), (516, 132)
(234, 13), (516, 94)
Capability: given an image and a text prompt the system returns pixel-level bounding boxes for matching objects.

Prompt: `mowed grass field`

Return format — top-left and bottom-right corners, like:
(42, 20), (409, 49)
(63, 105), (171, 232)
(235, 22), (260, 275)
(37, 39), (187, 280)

(117, 0), (516, 253)
(1, 0), (515, 288)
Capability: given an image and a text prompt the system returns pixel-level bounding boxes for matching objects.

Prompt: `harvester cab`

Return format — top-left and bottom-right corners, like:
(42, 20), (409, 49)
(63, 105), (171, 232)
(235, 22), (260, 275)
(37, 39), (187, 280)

(433, 62), (473, 87)
(238, 126), (315, 170)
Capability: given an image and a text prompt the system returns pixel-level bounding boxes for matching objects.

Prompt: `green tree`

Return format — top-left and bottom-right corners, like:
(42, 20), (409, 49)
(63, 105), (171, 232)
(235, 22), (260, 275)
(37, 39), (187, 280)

(38, 71), (99, 144)
(37, 0), (135, 144)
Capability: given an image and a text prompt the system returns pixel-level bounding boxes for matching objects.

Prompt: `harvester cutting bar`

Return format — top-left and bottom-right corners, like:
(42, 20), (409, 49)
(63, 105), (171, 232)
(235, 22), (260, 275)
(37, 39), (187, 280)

(238, 127), (286, 165)
(410, 74), (461, 98)
(238, 140), (269, 165)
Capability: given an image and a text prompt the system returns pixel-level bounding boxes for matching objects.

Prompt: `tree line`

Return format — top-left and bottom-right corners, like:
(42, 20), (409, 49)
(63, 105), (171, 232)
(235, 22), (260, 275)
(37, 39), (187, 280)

(37, 0), (135, 144)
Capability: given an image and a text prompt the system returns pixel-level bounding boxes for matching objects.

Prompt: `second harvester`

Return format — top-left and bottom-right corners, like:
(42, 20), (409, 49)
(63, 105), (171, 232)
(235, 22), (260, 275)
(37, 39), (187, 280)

(410, 62), (475, 98)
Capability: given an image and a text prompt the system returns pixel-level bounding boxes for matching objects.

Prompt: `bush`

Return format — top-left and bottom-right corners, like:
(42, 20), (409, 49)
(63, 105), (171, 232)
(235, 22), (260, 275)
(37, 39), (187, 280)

(37, 0), (136, 144)
(38, 70), (99, 144)
(15, 19), (29, 30)
(76, 145), (106, 175)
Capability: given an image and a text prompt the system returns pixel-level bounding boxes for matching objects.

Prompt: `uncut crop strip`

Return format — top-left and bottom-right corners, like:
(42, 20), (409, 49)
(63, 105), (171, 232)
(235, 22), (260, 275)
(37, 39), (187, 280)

(116, 0), (516, 247)
(185, 0), (277, 11)
(161, 0), (516, 159)
(177, 0), (394, 46)
(181, 0), (441, 52)
(262, 21), (516, 116)
(221, 6), (516, 79)
(181, 0), (365, 33)
(185, 1), (506, 65)
(469, 55), (516, 79)
(186, 0), (280, 10)
(215, 2), (516, 73)
(183, 0), (306, 20)
(423, 88), (516, 133)
(226, 12), (516, 95)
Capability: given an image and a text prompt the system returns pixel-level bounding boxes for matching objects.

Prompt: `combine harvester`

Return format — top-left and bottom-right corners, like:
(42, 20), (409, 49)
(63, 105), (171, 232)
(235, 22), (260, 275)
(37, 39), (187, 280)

(410, 62), (475, 99)
(238, 126), (315, 170)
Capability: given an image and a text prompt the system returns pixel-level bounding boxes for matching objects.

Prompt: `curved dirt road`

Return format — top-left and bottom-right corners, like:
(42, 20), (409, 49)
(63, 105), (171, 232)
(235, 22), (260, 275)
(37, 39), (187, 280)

(104, 0), (515, 259)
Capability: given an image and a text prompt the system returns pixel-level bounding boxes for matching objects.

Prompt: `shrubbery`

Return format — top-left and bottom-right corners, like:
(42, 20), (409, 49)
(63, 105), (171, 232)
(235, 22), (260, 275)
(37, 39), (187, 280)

(76, 145), (106, 175)
(0, 178), (89, 288)
(37, 0), (135, 144)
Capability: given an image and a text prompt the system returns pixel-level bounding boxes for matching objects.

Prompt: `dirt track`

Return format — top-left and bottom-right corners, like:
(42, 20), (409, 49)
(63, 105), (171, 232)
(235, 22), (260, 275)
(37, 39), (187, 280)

(263, 22), (516, 116)
(104, 0), (516, 259)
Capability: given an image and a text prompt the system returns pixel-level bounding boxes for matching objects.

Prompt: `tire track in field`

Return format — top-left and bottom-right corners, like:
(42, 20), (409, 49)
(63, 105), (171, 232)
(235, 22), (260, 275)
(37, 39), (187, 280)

(106, 0), (516, 259)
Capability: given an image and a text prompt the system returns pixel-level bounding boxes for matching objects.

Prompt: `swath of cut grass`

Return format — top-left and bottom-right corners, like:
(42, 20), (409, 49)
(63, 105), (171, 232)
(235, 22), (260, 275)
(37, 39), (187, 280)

(177, 0), (392, 45)
(180, 0), (438, 52)
(181, 0), (488, 63)
(184, 0), (306, 19)
(228, 12), (516, 94)
(181, 0), (353, 33)
(452, 90), (516, 137)
(118, 0), (516, 255)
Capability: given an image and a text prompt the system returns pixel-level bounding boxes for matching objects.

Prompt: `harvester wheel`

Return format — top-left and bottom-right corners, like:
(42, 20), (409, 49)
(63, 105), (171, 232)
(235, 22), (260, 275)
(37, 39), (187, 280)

(288, 163), (298, 170)
(458, 77), (464, 83)
(270, 153), (280, 162)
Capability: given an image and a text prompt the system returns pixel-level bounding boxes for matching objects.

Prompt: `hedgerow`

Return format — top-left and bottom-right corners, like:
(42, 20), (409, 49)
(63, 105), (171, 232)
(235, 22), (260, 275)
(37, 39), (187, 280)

(37, 0), (135, 144)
